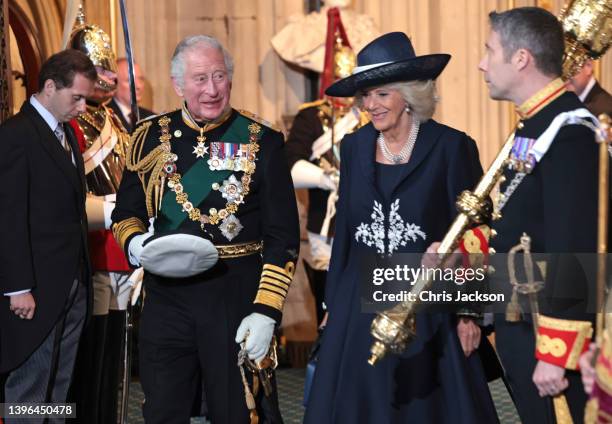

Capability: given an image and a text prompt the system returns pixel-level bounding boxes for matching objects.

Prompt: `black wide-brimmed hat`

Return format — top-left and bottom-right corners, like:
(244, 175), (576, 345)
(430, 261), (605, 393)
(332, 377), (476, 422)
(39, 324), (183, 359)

(325, 32), (451, 97)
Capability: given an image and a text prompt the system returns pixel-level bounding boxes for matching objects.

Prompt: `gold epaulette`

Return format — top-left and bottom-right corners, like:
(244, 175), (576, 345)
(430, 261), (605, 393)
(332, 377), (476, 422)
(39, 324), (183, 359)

(238, 109), (282, 133)
(298, 99), (327, 111)
(254, 262), (296, 312)
(126, 111), (179, 217)
(126, 120), (154, 170)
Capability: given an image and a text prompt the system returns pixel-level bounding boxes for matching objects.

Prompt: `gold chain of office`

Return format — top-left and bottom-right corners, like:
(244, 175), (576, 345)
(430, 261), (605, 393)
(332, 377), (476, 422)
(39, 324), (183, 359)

(158, 116), (261, 231)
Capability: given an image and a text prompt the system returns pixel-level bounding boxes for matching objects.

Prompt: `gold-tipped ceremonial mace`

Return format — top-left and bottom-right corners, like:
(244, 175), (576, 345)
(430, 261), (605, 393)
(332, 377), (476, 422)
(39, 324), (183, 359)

(368, 132), (512, 364)
(595, 115), (611, 348)
(560, 0), (612, 355)
(368, 0), (612, 367)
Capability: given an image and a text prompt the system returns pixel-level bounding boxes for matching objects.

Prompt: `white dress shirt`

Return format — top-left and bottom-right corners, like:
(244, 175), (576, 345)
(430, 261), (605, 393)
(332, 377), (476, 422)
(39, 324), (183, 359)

(579, 77), (597, 103)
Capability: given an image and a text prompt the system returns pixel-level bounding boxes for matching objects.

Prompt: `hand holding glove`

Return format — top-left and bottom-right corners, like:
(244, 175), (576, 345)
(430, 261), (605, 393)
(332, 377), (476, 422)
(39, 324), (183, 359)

(235, 312), (276, 364)
(127, 232), (154, 267)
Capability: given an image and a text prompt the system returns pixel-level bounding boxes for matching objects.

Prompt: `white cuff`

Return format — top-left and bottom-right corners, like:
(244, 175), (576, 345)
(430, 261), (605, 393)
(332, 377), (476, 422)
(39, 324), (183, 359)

(4, 289), (31, 296)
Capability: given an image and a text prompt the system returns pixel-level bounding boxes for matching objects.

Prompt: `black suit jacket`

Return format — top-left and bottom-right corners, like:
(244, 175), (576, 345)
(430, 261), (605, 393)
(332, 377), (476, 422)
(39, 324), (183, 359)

(0, 101), (91, 373)
(107, 98), (154, 133)
(584, 81), (612, 118)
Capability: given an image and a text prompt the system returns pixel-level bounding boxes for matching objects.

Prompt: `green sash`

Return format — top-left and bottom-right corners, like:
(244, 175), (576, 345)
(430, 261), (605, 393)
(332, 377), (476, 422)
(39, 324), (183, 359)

(155, 114), (259, 232)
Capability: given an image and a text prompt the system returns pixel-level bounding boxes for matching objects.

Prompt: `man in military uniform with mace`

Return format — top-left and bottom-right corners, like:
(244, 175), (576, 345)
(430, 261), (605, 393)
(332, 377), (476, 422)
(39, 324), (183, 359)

(112, 34), (300, 423)
(479, 7), (600, 424)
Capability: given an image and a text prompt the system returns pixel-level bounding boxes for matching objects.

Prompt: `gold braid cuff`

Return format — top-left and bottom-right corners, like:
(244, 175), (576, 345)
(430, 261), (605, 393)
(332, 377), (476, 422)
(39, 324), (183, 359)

(254, 262), (295, 312)
(535, 314), (593, 370)
(594, 328), (612, 396)
(125, 118), (170, 217)
(112, 217), (147, 251)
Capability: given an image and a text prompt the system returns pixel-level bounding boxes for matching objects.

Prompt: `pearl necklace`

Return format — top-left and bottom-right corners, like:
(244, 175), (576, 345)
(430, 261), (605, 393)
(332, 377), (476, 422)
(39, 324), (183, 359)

(377, 120), (420, 164)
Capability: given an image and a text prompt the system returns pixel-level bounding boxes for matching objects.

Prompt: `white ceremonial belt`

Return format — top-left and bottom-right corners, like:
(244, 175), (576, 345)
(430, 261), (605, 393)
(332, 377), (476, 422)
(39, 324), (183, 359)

(82, 115), (119, 175)
(528, 108), (597, 163)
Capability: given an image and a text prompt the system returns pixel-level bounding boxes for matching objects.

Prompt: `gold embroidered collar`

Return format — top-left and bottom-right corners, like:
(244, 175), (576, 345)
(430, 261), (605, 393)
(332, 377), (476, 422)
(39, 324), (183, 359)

(517, 78), (566, 120)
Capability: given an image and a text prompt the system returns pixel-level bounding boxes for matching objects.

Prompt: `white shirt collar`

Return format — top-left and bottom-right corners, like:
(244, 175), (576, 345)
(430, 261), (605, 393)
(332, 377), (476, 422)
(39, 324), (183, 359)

(579, 77), (597, 102)
(113, 98), (131, 122)
(30, 95), (60, 132)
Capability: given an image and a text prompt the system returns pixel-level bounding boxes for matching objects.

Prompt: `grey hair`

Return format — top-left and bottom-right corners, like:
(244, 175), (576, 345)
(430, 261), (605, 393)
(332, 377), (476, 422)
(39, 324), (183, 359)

(170, 35), (234, 88)
(488, 7), (563, 77)
(355, 80), (438, 123)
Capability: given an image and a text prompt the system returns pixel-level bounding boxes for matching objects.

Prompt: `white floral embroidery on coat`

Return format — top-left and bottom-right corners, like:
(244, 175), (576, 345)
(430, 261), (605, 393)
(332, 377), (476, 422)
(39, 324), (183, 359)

(355, 199), (426, 254)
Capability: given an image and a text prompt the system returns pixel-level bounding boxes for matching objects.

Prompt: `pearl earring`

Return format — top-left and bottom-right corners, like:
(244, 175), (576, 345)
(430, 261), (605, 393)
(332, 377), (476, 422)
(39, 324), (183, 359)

(405, 104), (411, 113)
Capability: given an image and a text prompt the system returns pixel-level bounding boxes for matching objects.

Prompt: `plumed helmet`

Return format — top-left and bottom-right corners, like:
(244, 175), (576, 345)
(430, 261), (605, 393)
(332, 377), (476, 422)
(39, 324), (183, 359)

(68, 5), (117, 73)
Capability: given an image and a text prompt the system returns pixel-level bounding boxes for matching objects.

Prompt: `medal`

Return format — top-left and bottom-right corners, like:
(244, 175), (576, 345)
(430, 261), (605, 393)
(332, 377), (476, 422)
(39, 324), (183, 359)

(193, 142), (208, 158)
(208, 142), (224, 170)
(508, 136), (536, 173)
(219, 214), (243, 241)
(217, 174), (244, 204)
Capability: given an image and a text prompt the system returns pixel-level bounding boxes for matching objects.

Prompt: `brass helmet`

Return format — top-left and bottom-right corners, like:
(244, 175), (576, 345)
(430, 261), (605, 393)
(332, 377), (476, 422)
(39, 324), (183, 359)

(333, 34), (356, 79)
(68, 5), (117, 74)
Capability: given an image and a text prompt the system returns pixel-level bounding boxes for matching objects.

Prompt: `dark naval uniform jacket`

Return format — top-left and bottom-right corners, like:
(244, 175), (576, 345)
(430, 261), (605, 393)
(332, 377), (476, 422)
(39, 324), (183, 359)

(112, 105), (300, 321)
(491, 79), (599, 424)
(111, 105), (299, 422)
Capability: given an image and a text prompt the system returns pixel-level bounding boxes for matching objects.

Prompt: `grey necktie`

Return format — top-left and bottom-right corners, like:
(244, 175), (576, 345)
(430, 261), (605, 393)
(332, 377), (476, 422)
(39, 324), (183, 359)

(54, 124), (74, 163)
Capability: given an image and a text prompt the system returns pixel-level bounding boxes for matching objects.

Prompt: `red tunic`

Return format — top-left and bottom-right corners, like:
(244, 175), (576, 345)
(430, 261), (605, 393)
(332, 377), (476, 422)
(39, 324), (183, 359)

(69, 119), (131, 272)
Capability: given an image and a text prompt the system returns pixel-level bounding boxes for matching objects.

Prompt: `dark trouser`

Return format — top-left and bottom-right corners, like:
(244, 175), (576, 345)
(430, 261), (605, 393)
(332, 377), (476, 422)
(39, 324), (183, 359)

(4, 279), (86, 424)
(495, 317), (588, 424)
(139, 255), (281, 424)
(70, 310), (124, 424)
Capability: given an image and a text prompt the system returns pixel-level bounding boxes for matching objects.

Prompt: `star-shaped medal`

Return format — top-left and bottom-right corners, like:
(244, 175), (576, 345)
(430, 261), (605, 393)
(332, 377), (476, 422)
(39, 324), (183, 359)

(220, 174), (244, 204)
(193, 142), (208, 158)
(219, 214), (243, 241)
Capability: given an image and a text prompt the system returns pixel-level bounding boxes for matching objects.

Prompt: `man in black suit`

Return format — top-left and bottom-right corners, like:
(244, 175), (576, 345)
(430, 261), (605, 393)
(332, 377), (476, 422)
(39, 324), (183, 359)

(0, 49), (96, 418)
(108, 58), (154, 133)
(479, 7), (599, 424)
(567, 58), (612, 118)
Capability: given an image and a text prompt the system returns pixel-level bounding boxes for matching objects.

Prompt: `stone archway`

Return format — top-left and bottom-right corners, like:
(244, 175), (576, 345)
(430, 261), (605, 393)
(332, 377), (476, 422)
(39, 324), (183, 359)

(6, 0), (63, 113)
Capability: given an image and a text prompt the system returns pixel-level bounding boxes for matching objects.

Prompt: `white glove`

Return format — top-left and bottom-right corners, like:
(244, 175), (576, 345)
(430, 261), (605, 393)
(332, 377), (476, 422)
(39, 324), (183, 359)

(85, 195), (106, 231)
(127, 232), (154, 267)
(102, 194), (116, 230)
(291, 159), (337, 191)
(235, 312), (276, 363)
(86, 194), (116, 230)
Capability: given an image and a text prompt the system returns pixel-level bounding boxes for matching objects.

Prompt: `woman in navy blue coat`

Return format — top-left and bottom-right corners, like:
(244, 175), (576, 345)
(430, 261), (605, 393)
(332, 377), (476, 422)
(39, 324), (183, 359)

(303, 32), (499, 423)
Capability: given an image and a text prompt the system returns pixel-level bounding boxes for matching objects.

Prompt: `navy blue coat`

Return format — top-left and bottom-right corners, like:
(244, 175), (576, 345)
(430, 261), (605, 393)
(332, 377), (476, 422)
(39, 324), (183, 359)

(304, 120), (499, 423)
